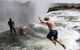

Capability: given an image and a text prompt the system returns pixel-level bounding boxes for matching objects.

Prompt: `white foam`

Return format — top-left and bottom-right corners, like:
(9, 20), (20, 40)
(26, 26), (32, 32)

(29, 10), (80, 50)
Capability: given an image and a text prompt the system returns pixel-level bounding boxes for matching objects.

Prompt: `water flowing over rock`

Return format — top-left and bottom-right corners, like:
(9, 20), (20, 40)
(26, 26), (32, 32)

(1, 10), (80, 50)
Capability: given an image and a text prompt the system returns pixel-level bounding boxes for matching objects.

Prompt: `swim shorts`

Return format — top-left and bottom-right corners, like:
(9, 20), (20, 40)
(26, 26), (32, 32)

(47, 30), (58, 40)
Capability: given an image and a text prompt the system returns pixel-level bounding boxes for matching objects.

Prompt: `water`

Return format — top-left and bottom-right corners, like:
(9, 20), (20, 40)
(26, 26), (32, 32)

(0, 0), (35, 32)
(0, 9), (80, 50)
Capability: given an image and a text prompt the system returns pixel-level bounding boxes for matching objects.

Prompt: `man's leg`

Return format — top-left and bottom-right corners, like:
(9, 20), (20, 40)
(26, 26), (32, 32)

(51, 37), (56, 46)
(53, 30), (66, 49)
(54, 39), (66, 49)
(10, 27), (12, 36)
(47, 33), (56, 46)
(10, 27), (12, 33)
(13, 27), (16, 34)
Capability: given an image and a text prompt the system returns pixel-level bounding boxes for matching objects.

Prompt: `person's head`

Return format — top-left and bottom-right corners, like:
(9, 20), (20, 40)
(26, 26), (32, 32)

(44, 17), (49, 21)
(9, 18), (12, 21)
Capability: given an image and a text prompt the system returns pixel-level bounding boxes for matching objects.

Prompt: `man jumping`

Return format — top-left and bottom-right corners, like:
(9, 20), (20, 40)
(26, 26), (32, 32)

(39, 17), (66, 49)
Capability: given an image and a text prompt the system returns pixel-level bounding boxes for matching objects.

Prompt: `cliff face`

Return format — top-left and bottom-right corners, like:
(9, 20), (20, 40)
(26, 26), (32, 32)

(48, 3), (80, 12)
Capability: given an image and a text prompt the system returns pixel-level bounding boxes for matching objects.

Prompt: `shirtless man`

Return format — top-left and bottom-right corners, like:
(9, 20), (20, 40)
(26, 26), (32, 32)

(39, 17), (66, 49)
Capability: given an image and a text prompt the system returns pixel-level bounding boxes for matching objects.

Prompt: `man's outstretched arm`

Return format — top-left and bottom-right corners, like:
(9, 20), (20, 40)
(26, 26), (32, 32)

(39, 17), (47, 23)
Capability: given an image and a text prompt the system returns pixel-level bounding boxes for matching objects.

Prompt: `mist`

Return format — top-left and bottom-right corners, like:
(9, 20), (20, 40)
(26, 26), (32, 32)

(0, 0), (80, 32)
(0, 0), (35, 32)
(0, 0), (80, 50)
(0, 0), (51, 32)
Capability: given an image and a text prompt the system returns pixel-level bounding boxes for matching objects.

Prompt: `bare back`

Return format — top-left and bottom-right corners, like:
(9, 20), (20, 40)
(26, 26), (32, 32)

(46, 19), (56, 30)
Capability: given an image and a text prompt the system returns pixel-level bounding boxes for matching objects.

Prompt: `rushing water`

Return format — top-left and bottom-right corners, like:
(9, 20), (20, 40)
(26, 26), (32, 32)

(0, 10), (80, 50)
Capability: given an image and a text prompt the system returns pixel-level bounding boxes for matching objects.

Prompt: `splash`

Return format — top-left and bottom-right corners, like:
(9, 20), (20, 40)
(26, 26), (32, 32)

(29, 10), (80, 50)
(0, 9), (80, 50)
